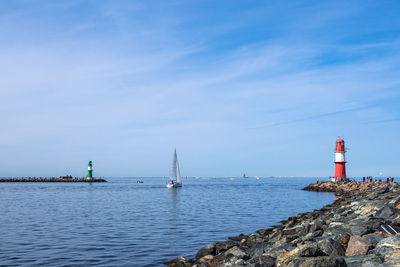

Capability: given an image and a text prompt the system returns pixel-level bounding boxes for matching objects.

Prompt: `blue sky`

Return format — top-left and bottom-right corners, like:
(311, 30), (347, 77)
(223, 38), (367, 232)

(0, 0), (399, 177)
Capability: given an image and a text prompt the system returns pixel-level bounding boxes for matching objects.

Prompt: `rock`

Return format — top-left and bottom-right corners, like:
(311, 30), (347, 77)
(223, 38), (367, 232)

(361, 262), (385, 267)
(323, 222), (351, 237)
(318, 235), (347, 257)
(197, 255), (213, 263)
(247, 255), (276, 266)
(166, 256), (194, 267)
(195, 243), (216, 260)
(298, 243), (326, 257)
(310, 219), (324, 232)
(341, 254), (382, 267)
(370, 235), (400, 257)
(383, 249), (400, 266)
(215, 241), (237, 254)
(256, 228), (273, 236)
(345, 236), (371, 256)
(224, 246), (247, 259)
(192, 263), (209, 267)
(247, 242), (270, 258)
(283, 225), (304, 236)
(362, 234), (384, 247)
(376, 205), (395, 219)
(285, 256), (347, 267)
(350, 223), (370, 236)
(228, 234), (247, 241)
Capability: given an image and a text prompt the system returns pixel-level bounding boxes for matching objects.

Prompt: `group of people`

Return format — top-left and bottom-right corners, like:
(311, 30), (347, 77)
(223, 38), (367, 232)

(362, 176), (395, 182)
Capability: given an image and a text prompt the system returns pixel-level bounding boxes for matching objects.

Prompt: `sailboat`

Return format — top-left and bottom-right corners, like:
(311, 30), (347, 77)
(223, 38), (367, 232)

(166, 149), (182, 188)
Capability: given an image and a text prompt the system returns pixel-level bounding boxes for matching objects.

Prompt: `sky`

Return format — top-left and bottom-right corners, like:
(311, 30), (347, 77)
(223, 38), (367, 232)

(0, 0), (399, 177)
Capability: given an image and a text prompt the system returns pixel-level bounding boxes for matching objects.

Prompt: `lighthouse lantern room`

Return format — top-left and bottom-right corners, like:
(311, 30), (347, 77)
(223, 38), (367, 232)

(332, 139), (347, 182)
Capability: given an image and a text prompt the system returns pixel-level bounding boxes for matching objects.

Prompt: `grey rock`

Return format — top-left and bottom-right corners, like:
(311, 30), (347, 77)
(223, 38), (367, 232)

(298, 243), (326, 257)
(323, 222), (351, 237)
(286, 256), (347, 267)
(247, 243), (267, 258)
(310, 219), (324, 232)
(362, 235), (384, 247)
(350, 224), (370, 236)
(283, 225), (304, 236)
(318, 235), (347, 257)
(376, 206), (395, 219)
(370, 235), (400, 257)
(248, 255), (275, 267)
(341, 254), (382, 267)
(361, 262), (385, 267)
(215, 241), (237, 254)
(224, 246), (247, 259)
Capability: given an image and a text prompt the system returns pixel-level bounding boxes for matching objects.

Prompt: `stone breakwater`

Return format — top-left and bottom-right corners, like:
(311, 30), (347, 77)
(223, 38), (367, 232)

(167, 181), (400, 267)
(0, 178), (107, 182)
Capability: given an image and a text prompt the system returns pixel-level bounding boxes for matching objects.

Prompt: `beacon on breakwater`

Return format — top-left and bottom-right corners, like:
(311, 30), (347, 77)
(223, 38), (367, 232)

(333, 139), (346, 182)
(87, 161), (93, 179)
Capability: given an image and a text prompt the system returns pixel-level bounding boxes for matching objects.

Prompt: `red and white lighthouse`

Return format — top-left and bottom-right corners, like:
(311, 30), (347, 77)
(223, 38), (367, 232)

(333, 139), (346, 181)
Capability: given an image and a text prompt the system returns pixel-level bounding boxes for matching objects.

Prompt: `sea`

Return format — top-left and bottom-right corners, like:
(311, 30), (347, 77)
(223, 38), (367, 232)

(0, 177), (335, 266)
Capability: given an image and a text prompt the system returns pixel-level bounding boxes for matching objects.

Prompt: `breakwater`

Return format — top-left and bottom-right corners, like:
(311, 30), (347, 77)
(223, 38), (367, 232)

(167, 181), (400, 266)
(0, 177), (107, 182)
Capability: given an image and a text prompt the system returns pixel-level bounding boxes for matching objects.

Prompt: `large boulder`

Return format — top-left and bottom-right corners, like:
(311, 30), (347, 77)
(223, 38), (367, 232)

(345, 236), (371, 256)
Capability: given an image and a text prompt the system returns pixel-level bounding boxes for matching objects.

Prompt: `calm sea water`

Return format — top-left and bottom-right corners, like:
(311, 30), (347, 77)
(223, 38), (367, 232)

(0, 177), (334, 266)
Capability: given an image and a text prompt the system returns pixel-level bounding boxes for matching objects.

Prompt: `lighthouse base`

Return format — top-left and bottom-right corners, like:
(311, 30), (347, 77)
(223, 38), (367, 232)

(331, 177), (348, 182)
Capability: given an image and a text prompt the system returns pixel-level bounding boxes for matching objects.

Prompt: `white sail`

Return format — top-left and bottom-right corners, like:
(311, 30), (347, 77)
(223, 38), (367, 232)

(169, 149), (182, 184)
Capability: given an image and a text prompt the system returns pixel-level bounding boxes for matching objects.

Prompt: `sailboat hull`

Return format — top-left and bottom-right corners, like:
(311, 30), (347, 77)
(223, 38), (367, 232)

(166, 182), (182, 188)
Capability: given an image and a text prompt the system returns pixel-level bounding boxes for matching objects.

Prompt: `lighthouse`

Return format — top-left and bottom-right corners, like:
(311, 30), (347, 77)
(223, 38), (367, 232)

(87, 161), (93, 179)
(333, 139), (346, 182)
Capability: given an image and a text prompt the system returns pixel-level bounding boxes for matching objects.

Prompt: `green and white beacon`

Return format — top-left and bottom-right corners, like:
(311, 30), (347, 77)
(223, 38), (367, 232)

(87, 161), (93, 179)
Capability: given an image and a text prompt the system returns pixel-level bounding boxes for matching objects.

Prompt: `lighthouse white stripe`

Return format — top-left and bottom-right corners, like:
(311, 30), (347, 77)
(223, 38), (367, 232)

(335, 152), (345, 162)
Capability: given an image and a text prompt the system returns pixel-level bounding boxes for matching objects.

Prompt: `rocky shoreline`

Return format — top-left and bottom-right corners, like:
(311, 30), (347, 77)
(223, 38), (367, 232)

(167, 181), (400, 267)
(0, 177), (107, 182)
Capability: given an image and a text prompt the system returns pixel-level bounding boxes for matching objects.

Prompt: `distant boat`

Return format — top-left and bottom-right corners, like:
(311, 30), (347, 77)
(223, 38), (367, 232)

(243, 173), (248, 178)
(230, 177), (235, 180)
(166, 149), (182, 188)
(255, 176), (259, 180)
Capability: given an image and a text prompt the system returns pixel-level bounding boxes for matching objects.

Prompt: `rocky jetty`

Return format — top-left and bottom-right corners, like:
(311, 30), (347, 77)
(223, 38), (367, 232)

(167, 181), (400, 266)
(0, 177), (107, 182)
